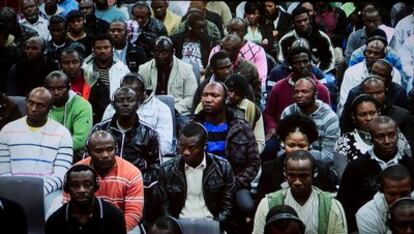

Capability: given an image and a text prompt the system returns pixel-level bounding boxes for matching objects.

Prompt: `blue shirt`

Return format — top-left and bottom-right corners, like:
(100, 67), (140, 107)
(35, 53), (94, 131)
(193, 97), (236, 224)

(204, 121), (228, 158)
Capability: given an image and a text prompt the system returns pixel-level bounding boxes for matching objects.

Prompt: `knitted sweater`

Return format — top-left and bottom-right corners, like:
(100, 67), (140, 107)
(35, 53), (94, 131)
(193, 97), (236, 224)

(0, 117), (73, 195)
(49, 90), (93, 151)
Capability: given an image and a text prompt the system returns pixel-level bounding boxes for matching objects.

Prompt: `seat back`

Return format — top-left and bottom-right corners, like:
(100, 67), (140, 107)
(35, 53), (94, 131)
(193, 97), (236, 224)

(8, 96), (27, 116)
(156, 95), (176, 155)
(0, 176), (45, 234)
(178, 218), (220, 234)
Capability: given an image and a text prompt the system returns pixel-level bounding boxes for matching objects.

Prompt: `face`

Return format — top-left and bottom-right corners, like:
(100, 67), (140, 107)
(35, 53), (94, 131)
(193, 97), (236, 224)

(94, 39), (113, 63)
(363, 12), (381, 34)
(132, 7), (150, 26)
(80, 1), (94, 17)
(291, 53), (311, 77)
(371, 62), (391, 83)
(60, 52), (81, 78)
(113, 90), (139, 118)
(227, 89), (243, 105)
(213, 58), (232, 80)
(89, 136), (116, 172)
(286, 159), (313, 198)
(264, 2), (277, 17)
(362, 81), (386, 104)
(94, 0), (108, 9)
(45, 77), (69, 107)
(26, 91), (50, 125)
(221, 39), (241, 62)
(109, 22), (127, 46)
(201, 84), (226, 114)
(121, 80), (146, 104)
(383, 178), (411, 206)
(283, 131), (310, 155)
(354, 101), (379, 131)
(293, 80), (315, 108)
(22, 0), (39, 22)
(391, 206), (414, 234)
(151, 0), (167, 20)
(364, 41), (385, 67)
(49, 23), (66, 44)
(227, 22), (246, 40)
(245, 10), (260, 25)
(67, 170), (96, 205)
(178, 135), (204, 167)
(153, 41), (173, 67)
(189, 19), (206, 38)
(370, 122), (398, 157)
(25, 40), (43, 61)
(45, 0), (57, 8)
(302, 2), (315, 17)
(294, 13), (312, 35)
(68, 17), (84, 34)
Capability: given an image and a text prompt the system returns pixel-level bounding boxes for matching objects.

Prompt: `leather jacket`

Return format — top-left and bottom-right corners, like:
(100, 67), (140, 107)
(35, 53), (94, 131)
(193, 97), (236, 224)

(91, 114), (160, 186)
(135, 17), (168, 59)
(158, 153), (235, 224)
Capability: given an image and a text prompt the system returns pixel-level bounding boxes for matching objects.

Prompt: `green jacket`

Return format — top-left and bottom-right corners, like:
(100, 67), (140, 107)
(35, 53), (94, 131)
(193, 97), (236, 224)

(49, 91), (93, 151)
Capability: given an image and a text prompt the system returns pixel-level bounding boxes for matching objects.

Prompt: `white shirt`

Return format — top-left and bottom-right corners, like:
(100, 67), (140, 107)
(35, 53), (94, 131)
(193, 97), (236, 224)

(20, 16), (50, 40)
(180, 154), (213, 219)
(285, 189), (319, 234)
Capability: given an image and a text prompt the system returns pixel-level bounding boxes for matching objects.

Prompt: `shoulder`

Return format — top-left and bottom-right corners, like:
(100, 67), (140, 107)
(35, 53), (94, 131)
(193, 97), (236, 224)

(1, 117), (25, 132)
(46, 203), (68, 224)
(116, 157), (142, 177)
(47, 118), (72, 135)
(101, 199), (124, 217)
(160, 156), (181, 171)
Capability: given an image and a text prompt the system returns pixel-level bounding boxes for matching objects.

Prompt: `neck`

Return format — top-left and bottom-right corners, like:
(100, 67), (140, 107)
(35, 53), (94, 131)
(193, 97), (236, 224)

(114, 41), (126, 50)
(205, 109), (226, 125)
(68, 31), (86, 40)
(72, 198), (95, 216)
(45, 5), (57, 15)
(117, 114), (137, 129)
(27, 15), (38, 24)
(157, 61), (173, 71)
(292, 190), (312, 206)
(96, 57), (112, 69)
(300, 101), (318, 115)
(26, 118), (47, 128)
(374, 148), (397, 162)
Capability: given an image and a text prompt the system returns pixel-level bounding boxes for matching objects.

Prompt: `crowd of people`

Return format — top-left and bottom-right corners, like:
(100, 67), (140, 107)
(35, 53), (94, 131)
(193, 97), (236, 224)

(1, 1), (414, 234)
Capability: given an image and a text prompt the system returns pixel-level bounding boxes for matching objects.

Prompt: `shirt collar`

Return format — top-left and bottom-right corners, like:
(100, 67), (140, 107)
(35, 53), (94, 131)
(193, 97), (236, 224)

(184, 153), (207, 170)
(369, 149), (402, 170)
(65, 197), (103, 222)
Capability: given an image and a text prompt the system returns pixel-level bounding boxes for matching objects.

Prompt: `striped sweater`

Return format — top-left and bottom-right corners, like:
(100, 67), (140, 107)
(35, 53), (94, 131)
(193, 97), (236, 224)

(66, 156), (144, 231)
(281, 100), (340, 161)
(0, 117), (73, 195)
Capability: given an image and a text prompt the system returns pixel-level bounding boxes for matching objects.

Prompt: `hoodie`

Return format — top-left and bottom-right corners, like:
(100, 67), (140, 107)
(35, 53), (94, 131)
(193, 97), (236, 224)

(49, 90), (93, 151)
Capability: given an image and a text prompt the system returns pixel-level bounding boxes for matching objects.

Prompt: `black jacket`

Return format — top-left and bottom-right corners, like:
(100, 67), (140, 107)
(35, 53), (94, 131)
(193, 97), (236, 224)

(170, 31), (215, 68)
(125, 42), (147, 72)
(158, 153), (235, 225)
(90, 114), (160, 186)
(135, 17), (168, 59)
(261, 10), (292, 58)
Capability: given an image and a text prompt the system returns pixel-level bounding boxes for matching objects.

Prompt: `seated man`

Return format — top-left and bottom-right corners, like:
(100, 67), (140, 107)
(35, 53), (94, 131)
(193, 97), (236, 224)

(138, 36), (197, 128)
(0, 87), (73, 210)
(45, 71), (93, 161)
(356, 164), (412, 234)
(101, 73), (173, 156)
(46, 164), (126, 234)
(158, 122), (235, 231)
(264, 205), (305, 234)
(71, 130), (144, 233)
(194, 82), (260, 231)
(337, 116), (414, 232)
(281, 78), (340, 161)
(253, 150), (347, 234)
(387, 198), (414, 234)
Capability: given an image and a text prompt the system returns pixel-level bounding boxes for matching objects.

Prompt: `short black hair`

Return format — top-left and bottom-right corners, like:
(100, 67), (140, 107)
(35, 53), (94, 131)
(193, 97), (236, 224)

(65, 164), (99, 188)
(291, 6), (310, 20)
(92, 33), (113, 48)
(181, 122), (208, 145)
(45, 70), (70, 86)
(121, 73), (146, 93)
(150, 215), (182, 234)
(379, 164), (411, 189)
(209, 51), (230, 68)
(277, 114), (318, 143)
(284, 150), (316, 172)
(287, 46), (311, 65)
(131, 1), (151, 15)
(66, 10), (84, 21)
(244, 2), (262, 15)
(389, 198), (414, 229)
(368, 115), (396, 134)
(49, 15), (66, 26)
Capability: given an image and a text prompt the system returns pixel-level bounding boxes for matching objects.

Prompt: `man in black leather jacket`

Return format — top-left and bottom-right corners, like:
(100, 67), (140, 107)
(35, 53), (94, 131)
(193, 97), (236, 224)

(158, 122), (235, 231)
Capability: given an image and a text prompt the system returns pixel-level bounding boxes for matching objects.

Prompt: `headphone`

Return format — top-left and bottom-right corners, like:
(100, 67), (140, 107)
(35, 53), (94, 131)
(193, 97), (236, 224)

(265, 213), (306, 233)
(63, 164), (100, 193)
(283, 153), (319, 179)
(386, 197), (414, 228)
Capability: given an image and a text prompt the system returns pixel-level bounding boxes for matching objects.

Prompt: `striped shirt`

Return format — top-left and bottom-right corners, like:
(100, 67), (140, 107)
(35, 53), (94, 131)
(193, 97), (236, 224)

(204, 121), (228, 158)
(0, 117), (73, 195)
(94, 64), (110, 88)
(281, 100), (340, 161)
(65, 156), (144, 231)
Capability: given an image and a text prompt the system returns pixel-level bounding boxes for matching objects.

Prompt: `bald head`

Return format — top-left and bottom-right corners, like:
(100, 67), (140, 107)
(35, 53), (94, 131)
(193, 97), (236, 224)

(88, 130), (115, 150)
(221, 34), (243, 62)
(26, 87), (52, 127)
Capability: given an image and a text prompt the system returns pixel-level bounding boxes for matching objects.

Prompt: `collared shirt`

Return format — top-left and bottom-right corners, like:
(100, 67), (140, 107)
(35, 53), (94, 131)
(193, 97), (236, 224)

(20, 16), (50, 40)
(285, 188), (319, 234)
(180, 154), (213, 219)
(114, 44), (128, 65)
(369, 149), (403, 170)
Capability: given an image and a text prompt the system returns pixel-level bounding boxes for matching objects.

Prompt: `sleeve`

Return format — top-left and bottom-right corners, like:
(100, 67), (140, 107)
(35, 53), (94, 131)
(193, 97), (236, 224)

(217, 161), (236, 224)
(157, 102), (174, 155)
(250, 64), (262, 106)
(263, 85), (279, 133)
(124, 169), (144, 231)
(101, 104), (115, 122)
(208, 45), (220, 63)
(254, 115), (266, 154)
(6, 64), (18, 96)
(332, 199), (348, 234)
(157, 166), (172, 216)
(320, 114), (340, 161)
(107, 203), (127, 234)
(319, 32), (336, 73)
(44, 130), (73, 195)
(72, 101), (93, 151)
(143, 130), (161, 188)
(356, 206), (379, 234)
(0, 129), (11, 176)
(255, 46), (268, 85)
(400, 39), (414, 85)
(174, 66), (198, 114)
(317, 83), (331, 105)
(348, 48), (363, 67)
(344, 33), (358, 62)
(338, 68), (353, 115)
(252, 197), (269, 234)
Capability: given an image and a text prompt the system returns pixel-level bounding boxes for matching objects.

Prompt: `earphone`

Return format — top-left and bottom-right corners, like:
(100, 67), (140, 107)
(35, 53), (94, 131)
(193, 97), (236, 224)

(63, 164), (100, 193)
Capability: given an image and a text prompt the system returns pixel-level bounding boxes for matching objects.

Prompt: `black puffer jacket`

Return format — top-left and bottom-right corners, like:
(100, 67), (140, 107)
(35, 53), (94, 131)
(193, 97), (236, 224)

(158, 153), (235, 225)
(90, 114), (160, 185)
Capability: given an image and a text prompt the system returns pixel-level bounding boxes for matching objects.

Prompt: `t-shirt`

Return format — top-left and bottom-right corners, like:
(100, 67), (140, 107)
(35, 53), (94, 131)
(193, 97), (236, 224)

(203, 121), (228, 158)
(182, 41), (203, 69)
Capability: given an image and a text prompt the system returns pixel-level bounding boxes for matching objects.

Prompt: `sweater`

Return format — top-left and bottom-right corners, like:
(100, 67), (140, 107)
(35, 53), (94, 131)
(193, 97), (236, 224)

(49, 90), (93, 151)
(0, 117), (73, 195)
(263, 73), (331, 132)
